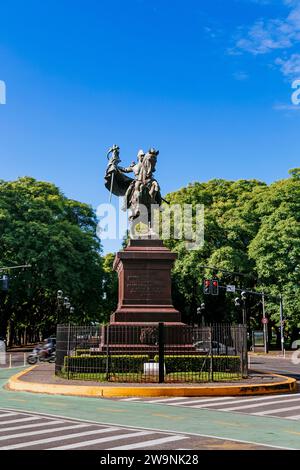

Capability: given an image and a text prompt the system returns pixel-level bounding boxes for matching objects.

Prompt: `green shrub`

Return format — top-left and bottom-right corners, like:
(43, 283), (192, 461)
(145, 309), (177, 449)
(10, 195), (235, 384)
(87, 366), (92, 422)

(153, 355), (241, 374)
(64, 355), (150, 373)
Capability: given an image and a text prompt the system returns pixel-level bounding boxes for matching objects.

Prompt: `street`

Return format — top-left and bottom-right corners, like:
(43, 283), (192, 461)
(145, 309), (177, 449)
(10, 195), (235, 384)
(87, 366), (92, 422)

(0, 409), (270, 450)
(1, 364), (300, 450)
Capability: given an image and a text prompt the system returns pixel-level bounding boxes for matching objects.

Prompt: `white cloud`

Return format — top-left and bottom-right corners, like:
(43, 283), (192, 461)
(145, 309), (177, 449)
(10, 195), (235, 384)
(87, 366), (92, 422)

(234, 1), (300, 55)
(233, 71), (250, 80)
(275, 53), (300, 76)
(273, 103), (300, 109)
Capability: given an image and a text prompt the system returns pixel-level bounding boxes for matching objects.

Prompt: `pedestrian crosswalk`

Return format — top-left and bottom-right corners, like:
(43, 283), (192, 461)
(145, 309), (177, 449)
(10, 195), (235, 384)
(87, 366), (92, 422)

(118, 392), (300, 420)
(0, 409), (190, 450)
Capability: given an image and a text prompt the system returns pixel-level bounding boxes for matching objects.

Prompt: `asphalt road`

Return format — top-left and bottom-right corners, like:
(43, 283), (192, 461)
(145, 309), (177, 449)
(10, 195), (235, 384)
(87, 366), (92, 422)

(0, 351), (29, 368)
(1, 356), (300, 450)
(0, 409), (269, 450)
(249, 353), (300, 382)
(106, 354), (300, 420)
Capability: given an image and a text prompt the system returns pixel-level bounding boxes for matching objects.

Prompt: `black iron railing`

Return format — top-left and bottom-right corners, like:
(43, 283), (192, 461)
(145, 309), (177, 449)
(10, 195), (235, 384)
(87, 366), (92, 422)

(55, 323), (247, 383)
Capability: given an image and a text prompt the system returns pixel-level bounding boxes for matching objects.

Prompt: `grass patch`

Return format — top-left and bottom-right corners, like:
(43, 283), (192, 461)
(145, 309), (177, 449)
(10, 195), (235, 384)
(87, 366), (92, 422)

(57, 370), (242, 383)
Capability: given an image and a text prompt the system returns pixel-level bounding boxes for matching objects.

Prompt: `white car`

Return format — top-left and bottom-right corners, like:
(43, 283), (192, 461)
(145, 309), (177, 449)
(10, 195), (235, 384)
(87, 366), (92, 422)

(193, 340), (236, 355)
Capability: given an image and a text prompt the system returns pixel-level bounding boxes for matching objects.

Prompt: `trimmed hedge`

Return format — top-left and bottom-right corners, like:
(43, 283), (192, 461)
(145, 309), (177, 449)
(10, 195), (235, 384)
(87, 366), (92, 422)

(153, 355), (241, 374)
(64, 355), (150, 373)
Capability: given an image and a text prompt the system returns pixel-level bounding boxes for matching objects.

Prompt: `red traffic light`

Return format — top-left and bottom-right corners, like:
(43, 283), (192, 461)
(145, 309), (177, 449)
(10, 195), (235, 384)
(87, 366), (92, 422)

(203, 279), (211, 294)
(211, 279), (219, 295)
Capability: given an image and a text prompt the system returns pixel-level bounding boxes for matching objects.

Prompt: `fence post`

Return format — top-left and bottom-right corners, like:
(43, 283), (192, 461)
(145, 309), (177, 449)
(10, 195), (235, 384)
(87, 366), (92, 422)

(242, 324), (248, 378)
(158, 322), (165, 383)
(9, 354), (12, 369)
(67, 324), (71, 380)
(105, 325), (110, 381)
(209, 326), (214, 381)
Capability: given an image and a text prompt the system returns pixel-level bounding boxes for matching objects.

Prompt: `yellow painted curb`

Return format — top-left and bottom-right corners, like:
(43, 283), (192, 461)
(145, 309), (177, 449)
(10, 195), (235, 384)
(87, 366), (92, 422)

(6, 366), (297, 398)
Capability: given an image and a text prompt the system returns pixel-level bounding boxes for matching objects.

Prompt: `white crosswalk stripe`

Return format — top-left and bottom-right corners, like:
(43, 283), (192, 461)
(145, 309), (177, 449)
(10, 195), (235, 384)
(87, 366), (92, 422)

(119, 397), (141, 401)
(254, 405), (300, 416)
(0, 416), (42, 425)
(49, 431), (154, 450)
(149, 396), (235, 405)
(0, 426), (121, 450)
(0, 420), (63, 433)
(110, 435), (188, 450)
(118, 393), (300, 419)
(0, 423), (91, 442)
(0, 412), (19, 417)
(219, 397), (300, 411)
(0, 408), (195, 451)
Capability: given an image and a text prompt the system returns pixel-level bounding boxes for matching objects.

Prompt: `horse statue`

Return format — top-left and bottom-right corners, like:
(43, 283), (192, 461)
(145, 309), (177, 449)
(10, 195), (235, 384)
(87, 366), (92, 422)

(104, 145), (165, 235)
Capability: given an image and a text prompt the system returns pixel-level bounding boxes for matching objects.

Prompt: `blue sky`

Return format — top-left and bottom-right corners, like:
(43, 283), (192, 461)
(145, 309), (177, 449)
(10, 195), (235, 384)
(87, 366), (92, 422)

(0, 0), (299, 253)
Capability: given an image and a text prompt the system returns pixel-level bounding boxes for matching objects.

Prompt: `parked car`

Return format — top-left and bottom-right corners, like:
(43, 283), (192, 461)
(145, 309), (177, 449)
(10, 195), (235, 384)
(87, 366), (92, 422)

(193, 340), (236, 355)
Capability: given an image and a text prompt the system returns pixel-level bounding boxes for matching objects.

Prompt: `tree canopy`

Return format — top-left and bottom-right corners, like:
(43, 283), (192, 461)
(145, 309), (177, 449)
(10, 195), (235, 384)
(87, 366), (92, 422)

(0, 177), (106, 344)
(163, 170), (300, 342)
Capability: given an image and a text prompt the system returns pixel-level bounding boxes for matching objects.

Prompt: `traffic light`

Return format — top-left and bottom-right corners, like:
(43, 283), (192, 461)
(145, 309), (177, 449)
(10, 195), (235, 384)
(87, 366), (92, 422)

(203, 279), (211, 295)
(211, 278), (219, 296)
(1, 275), (9, 291)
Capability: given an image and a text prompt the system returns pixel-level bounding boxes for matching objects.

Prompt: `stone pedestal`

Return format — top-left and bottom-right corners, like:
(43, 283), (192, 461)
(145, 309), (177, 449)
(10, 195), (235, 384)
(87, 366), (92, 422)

(110, 239), (182, 324)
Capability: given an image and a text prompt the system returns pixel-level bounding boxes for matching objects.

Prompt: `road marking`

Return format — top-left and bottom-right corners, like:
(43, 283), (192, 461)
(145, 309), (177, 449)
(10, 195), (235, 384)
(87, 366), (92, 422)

(192, 394), (300, 408)
(0, 412), (18, 417)
(0, 407), (296, 450)
(0, 416), (41, 425)
(0, 426), (121, 450)
(254, 405), (300, 416)
(157, 397), (236, 406)
(49, 430), (154, 450)
(120, 398), (141, 401)
(0, 423), (90, 441)
(110, 435), (188, 450)
(0, 420), (63, 433)
(220, 397), (300, 411)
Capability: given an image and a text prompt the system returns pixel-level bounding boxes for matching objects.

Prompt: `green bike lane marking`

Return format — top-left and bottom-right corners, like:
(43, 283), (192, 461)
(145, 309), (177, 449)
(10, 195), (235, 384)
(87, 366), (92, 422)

(0, 368), (299, 449)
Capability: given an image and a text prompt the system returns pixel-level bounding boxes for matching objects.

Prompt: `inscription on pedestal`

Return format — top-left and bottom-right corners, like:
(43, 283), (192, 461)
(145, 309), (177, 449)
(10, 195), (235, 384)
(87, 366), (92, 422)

(127, 275), (163, 295)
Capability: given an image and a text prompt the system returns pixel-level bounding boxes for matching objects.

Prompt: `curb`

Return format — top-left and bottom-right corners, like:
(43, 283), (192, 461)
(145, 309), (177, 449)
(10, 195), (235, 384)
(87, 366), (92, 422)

(5, 366), (297, 398)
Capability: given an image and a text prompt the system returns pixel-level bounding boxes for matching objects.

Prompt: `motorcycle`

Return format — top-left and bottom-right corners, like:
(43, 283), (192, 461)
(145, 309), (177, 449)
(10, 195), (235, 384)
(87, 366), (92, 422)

(27, 346), (56, 365)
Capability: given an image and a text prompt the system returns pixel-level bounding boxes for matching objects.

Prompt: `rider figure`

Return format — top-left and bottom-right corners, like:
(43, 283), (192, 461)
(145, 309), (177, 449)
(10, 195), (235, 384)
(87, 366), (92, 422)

(40, 338), (54, 359)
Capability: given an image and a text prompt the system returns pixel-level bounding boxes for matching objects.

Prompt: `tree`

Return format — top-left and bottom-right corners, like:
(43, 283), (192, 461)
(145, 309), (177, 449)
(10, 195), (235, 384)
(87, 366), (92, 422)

(248, 174), (300, 342)
(0, 177), (105, 343)
(162, 171), (299, 340)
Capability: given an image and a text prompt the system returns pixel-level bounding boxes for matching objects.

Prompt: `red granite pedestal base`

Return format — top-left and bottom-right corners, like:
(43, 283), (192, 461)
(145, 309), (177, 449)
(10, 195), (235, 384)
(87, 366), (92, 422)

(110, 239), (183, 325)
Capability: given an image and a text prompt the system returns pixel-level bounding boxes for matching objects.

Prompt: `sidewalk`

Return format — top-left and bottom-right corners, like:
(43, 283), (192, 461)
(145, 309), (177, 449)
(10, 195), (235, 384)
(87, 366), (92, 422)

(6, 363), (296, 398)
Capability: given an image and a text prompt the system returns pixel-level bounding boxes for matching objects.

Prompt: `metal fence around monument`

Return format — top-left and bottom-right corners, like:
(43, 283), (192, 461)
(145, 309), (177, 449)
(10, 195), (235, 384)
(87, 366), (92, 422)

(55, 323), (248, 383)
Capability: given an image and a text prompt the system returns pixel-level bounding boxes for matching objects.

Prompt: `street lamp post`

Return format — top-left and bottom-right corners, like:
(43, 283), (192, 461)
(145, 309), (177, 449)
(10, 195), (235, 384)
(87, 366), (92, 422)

(261, 292), (269, 354)
(56, 291), (74, 324)
(56, 290), (63, 325)
(279, 294), (285, 356)
(234, 293), (248, 378)
(241, 291), (247, 326)
(197, 303), (206, 327)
